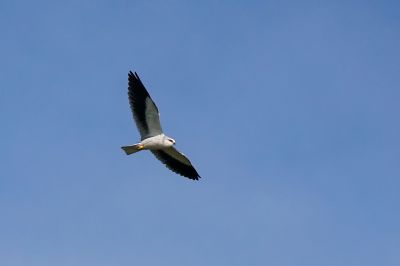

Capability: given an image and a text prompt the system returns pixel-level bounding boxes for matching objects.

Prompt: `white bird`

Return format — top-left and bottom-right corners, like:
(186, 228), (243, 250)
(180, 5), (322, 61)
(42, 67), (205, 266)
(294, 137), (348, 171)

(121, 71), (201, 180)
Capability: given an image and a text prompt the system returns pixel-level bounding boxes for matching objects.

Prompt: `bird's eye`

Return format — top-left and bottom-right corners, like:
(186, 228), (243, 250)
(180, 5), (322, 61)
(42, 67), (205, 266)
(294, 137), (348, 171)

(168, 139), (174, 142)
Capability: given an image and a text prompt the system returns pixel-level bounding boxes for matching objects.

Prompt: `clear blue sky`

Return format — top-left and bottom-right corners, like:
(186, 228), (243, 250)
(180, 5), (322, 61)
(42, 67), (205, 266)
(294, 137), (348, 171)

(1, 1), (399, 265)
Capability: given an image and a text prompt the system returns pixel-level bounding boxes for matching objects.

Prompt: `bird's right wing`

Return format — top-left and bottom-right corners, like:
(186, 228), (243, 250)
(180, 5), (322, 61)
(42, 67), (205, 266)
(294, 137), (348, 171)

(151, 147), (200, 180)
(128, 71), (163, 140)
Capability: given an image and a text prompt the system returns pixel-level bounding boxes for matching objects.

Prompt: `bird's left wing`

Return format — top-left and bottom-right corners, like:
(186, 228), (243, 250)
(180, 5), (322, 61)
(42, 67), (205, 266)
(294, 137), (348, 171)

(151, 147), (201, 180)
(128, 71), (163, 140)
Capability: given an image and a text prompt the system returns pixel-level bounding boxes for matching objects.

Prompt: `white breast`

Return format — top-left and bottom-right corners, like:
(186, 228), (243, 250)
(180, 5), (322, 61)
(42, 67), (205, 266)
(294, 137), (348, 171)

(141, 134), (172, 150)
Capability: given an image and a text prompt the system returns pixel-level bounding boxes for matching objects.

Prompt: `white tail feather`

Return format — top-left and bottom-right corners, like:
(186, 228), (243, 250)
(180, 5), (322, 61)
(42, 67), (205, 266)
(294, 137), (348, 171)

(121, 144), (142, 155)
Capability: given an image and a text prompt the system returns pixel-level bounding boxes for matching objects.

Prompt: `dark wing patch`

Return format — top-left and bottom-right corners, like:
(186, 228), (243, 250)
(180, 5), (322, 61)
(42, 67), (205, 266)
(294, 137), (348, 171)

(128, 71), (163, 140)
(151, 147), (201, 180)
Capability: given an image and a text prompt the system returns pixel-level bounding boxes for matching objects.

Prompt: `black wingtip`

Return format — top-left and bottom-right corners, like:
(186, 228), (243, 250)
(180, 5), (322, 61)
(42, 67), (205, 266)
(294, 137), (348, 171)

(189, 174), (201, 181)
(128, 71), (142, 82)
(134, 72), (141, 80)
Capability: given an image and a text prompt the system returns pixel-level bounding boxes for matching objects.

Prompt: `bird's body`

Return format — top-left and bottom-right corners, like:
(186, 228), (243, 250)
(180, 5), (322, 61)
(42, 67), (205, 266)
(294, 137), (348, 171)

(122, 134), (174, 152)
(140, 134), (175, 150)
(121, 71), (200, 180)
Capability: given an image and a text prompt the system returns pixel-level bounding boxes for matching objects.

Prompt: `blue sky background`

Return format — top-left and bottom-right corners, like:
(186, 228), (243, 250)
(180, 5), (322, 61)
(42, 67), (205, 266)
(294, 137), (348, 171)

(1, 1), (399, 265)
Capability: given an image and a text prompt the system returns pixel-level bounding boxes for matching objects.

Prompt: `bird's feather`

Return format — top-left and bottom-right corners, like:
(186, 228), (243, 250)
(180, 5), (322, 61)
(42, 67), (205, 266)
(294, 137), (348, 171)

(128, 72), (163, 140)
(151, 147), (201, 180)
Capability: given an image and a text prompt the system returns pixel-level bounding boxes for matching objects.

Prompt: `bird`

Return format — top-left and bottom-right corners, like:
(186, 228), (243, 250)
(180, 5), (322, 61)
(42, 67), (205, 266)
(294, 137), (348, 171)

(121, 71), (201, 180)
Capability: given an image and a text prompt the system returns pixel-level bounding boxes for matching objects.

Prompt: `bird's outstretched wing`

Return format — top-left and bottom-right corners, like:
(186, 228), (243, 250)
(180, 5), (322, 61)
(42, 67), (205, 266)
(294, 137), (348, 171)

(151, 147), (201, 180)
(128, 71), (163, 140)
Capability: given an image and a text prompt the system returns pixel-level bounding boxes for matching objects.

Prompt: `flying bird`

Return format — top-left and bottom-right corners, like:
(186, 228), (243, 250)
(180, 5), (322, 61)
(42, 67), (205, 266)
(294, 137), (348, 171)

(121, 71), (201, 180)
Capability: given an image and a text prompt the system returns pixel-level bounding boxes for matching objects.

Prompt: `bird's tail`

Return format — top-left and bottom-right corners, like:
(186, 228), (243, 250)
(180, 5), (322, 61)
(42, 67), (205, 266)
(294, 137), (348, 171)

(121, 143), (143, 155)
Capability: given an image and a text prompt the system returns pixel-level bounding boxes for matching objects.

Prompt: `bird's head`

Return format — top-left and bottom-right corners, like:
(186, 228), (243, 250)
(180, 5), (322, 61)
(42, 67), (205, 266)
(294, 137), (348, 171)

(166, 137), (176, 146)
